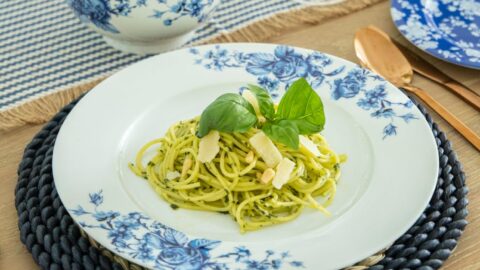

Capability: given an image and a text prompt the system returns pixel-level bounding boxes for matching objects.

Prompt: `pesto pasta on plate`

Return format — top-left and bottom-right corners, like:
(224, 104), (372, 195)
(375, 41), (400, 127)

(53, 43), (438, 270)
(129, 78), (347, 232)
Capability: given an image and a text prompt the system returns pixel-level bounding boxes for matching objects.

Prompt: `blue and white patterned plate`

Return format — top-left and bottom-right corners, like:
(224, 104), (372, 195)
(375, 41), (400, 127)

(53, 43), (439, 270)
(391, 0), (480, 69)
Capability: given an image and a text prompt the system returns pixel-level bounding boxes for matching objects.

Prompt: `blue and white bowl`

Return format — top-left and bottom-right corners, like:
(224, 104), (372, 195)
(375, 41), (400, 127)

(66, 0), (221, 54)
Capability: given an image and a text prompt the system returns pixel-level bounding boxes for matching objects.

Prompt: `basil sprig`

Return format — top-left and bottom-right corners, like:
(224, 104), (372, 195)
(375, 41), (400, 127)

(196, 93), (258, 138)
(276, 78), (325, 134)
(197, 78), (325, 149)
(262, 120), (299, 149)
(246, 84), (275, 120)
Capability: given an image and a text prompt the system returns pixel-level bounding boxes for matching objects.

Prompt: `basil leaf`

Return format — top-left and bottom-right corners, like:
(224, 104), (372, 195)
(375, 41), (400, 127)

(276, 78), (325, 134)
(197, 93), (257, 138)
(262, 120), (300, 149)
(247, 85), (275, 120)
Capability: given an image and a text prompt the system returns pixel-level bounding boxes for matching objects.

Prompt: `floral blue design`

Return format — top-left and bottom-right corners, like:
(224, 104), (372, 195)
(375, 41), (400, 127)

(383, 124), (397, 139)
(190, 45), (344, 96)
(72, 190), (305, 269)
(218, 247), (305, 270)
(391, 0), (480, 69)
(331, 69), (365, 100)
(152, 0), (215, 26)
(191, 45), (418, 138)
(257, 76), (280, 98)
(67, 0), (215, 33)
(67, 0), (120, 33)
(89, 190), (104, 206)
(332, 70), (415, 138)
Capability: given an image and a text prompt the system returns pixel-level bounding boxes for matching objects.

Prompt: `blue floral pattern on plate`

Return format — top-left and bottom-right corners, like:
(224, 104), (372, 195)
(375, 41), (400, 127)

(391, 0), (480, 69)
(67, 0), (215, 33)
(190, 45), (417, 138)
(72, 190), (305, 269)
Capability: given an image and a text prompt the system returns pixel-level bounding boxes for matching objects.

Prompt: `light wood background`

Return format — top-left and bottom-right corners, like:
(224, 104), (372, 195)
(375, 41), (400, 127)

(1, 1), (478, 269)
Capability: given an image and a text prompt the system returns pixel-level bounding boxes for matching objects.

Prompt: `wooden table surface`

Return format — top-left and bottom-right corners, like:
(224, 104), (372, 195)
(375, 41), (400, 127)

(1, 1), (479, 269)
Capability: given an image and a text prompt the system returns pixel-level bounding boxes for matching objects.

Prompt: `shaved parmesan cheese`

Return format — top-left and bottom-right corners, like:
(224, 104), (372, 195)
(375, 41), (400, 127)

(272, 158), (295, 189)
(299, 135), (321, 157)
(166, 171), (181, 180)
(242, 90), (261, 115)
(249, 131), (282, 168)
(198, 130), (220, 163)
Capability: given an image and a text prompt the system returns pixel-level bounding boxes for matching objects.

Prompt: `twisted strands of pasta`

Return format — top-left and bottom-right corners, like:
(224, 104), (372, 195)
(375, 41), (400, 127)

(130, 118), (344, 232)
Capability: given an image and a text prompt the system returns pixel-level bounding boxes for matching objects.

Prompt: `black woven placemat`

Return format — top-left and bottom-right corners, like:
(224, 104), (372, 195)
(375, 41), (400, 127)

(14, 97), (469, 270)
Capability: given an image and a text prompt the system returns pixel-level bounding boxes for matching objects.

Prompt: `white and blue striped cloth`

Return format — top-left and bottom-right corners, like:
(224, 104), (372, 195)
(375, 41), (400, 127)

(0, 0), (340, 111)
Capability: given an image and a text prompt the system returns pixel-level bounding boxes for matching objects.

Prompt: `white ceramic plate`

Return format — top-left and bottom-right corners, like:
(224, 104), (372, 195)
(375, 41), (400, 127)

(53, 43), (438, 270)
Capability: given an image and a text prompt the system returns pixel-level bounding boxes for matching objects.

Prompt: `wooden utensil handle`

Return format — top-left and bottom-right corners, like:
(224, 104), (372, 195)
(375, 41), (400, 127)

(404, 85), (480, 151)
(444, 81), (480, 111)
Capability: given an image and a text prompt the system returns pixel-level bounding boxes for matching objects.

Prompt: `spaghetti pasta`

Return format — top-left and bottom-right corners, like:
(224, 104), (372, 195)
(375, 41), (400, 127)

(130, 117), (346, 233)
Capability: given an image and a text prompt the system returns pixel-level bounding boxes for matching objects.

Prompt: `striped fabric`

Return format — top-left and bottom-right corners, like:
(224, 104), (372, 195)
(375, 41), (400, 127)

(0, 0), (339, 111)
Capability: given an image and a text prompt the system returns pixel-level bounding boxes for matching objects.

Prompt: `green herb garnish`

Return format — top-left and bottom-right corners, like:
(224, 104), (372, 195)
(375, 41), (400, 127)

(262, 120), (299, 150)
(197, 78), (325, 149)
(246, 84), (275, 120)
(276, 78), (325, 134)
(196, 93), (258, 138)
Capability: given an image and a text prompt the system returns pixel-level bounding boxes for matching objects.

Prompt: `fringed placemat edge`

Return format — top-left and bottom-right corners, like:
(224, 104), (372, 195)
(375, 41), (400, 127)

(0, 78), (104, 130)
(0, 0), (385, 131)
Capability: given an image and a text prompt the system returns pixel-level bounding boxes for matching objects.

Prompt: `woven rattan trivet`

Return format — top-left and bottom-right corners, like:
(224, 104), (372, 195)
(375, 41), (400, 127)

(15, 96), (468, 270)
